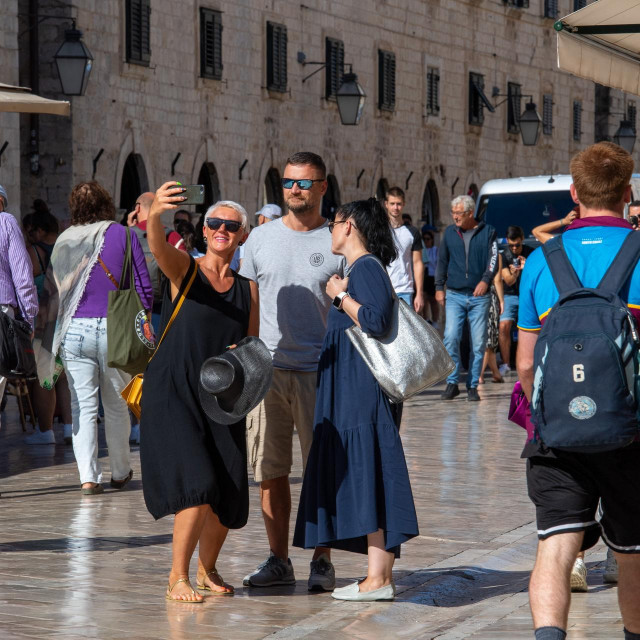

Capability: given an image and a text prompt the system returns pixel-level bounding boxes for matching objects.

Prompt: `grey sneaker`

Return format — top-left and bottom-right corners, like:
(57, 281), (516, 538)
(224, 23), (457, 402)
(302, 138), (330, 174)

(308, 553), (336, 591)
(243, 552), (296, 587)
(570, 558), (588, 592)
(603, 548), (619, 583)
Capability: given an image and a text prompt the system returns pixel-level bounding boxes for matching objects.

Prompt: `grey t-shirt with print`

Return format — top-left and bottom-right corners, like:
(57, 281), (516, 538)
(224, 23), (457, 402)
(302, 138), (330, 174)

(239, 217), (346, 372)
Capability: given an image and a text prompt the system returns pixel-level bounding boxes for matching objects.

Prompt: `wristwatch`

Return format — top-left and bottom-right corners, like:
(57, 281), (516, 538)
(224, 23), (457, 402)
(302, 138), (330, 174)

(332, 291), (349, 311)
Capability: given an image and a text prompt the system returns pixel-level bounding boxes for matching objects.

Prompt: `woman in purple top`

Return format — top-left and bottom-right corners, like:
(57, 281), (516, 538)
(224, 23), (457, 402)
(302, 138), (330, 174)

(50, 182), (153, 495)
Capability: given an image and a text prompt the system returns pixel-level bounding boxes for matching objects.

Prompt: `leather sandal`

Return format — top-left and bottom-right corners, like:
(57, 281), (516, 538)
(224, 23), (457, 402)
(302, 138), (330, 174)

(166, 577), (204, 603)
(80, 483), (104, 495)
(110, 469), (133, 490)
(196, 567), (234, 595)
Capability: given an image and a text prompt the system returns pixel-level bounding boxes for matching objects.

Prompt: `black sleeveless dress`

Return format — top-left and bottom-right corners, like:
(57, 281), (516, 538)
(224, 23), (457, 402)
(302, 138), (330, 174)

(140, 258), (251, 527)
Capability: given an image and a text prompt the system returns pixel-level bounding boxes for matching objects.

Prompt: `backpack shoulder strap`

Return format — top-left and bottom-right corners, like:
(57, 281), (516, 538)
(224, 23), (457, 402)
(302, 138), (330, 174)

(596, 230), (640, 294)
(541, 236), (582, 294)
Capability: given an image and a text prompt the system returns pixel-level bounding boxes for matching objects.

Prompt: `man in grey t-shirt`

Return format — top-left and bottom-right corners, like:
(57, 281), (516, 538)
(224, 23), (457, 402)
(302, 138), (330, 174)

(240, 152), (344, 591)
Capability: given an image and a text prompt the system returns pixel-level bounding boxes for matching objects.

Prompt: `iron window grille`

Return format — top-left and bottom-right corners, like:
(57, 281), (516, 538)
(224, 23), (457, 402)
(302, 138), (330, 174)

(574, 0), (587, 10)
(378, 50), (396, 112)
(469, 72), (490, 126)
(126, 0), (151, 66)
(200, 8), (223, 80)
(543, 94), (554, 135)
(507, 82), (522, 134)
(573, 101), (583, 141)
(504, 0), (529, 7)
(427, 67), (440, 116)
(325, 38), (345, 101)
(544, 0), (558, 19)
(267, 21), (287, 93)
(628, 102), (637, 133)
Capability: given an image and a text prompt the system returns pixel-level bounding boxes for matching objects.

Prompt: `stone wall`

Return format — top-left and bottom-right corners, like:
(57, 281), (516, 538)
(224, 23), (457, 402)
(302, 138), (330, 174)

(0, 0), (22, 218)
(16, 0), (632, 226)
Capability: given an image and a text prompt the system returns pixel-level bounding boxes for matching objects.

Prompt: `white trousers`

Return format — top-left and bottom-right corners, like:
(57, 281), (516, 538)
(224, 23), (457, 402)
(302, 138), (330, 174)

(61, 317), (131, 484)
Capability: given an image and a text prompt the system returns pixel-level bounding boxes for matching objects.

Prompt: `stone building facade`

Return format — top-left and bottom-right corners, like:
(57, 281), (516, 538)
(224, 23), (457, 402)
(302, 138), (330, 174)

(5, 0), (636, 226)
(0, 0), (23, 216)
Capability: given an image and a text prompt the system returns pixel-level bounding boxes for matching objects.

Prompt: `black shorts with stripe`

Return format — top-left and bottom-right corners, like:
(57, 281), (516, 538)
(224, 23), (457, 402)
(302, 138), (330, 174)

(526, 443), (640, 553)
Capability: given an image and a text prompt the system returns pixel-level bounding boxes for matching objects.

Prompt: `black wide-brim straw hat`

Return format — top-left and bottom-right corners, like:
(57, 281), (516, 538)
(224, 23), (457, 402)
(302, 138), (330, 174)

(199, 336), (273, 425)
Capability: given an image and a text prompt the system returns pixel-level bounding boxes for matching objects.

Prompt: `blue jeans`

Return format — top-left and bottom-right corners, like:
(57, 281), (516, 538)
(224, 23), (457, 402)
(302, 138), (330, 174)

(500, 294), (519, 323)
(443, 289), (491, 389)
(397, 292), (413, 306)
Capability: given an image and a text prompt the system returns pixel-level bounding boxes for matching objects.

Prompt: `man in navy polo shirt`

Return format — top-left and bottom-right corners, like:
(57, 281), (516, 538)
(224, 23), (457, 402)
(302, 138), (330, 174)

(517, 142), (640, 640)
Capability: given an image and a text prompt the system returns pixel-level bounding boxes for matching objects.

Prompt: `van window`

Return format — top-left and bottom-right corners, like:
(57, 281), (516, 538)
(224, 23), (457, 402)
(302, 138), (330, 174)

(476, 191), (575, 238)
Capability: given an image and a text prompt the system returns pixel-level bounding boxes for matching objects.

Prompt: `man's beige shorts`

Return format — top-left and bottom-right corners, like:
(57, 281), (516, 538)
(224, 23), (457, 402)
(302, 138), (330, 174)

(246, 368), (316, 483)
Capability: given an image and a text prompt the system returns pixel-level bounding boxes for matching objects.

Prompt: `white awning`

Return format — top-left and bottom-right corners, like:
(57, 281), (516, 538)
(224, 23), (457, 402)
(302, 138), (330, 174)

(557, 0), (640, 96)
(0, 83), (70, 116)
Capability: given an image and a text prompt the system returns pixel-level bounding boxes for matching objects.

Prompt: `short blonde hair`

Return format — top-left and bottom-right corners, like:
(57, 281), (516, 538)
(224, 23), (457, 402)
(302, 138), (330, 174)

(204, 200), (249, 231)
(570, 142), (634, 210)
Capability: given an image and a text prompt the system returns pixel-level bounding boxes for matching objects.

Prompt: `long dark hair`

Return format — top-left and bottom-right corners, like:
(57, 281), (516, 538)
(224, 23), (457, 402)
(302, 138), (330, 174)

(175, 220), (196, 253)
(335, 198), (397, 266)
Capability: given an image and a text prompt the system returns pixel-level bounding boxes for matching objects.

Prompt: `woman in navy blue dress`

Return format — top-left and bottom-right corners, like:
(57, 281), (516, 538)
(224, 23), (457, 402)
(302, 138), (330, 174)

(294, 198), (419, 602)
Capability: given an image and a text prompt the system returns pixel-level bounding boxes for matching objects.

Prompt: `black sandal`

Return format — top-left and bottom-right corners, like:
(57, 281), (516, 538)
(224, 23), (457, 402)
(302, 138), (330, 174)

(110, 469), (133, 490)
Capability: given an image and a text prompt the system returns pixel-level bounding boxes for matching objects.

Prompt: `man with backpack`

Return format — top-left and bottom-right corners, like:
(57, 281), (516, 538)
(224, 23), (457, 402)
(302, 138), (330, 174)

(517, 142), (640, 640)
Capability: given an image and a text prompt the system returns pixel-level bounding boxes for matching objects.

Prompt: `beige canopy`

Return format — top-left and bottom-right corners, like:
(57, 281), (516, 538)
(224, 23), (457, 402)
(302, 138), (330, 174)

(0, 82), (70, 116)
(556, 0), (640, 96)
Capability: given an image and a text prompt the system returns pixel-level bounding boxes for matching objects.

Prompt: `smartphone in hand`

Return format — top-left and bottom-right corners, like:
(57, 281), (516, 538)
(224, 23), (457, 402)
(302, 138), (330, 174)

(179, 185), (205, 205)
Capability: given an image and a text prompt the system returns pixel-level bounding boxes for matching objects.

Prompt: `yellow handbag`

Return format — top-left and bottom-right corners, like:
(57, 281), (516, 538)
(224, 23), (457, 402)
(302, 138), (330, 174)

(121, 264), (198, 420)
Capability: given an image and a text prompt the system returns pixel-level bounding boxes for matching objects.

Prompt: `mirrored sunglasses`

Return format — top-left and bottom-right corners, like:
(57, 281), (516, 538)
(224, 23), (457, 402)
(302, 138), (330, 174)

(281, 178), (324, 190)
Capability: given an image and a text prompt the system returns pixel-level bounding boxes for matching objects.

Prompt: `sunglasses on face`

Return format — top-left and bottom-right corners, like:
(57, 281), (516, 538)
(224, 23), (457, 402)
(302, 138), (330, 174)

(281, 178), (324, 190)
(508, 243), (522, 248)
(205, 218), (242, 233)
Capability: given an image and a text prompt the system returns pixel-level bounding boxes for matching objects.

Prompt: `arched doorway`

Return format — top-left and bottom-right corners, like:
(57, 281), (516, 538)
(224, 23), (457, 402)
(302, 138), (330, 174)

(376, 178), (389, 202)
(196, 162), (221, 216)
(264, 167), (284, 208)
(421, 179), (439, 227)
(322, 174), (341, 219)
(119, 153), (149, 222)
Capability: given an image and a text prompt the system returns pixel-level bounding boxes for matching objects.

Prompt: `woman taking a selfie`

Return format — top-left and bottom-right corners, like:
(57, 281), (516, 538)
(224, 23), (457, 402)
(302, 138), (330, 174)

(140, 182), (258, 603)
(294, 198), (419, 602)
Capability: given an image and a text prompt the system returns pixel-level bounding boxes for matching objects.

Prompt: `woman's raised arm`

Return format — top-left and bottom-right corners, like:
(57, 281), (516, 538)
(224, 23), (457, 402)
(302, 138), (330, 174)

(147, 182), (191, 289)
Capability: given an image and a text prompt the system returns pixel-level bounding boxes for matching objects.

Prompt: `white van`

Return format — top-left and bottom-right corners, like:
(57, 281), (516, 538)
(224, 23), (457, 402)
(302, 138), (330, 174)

(474, 175), (574, 242)
(476, 174), (640, 242)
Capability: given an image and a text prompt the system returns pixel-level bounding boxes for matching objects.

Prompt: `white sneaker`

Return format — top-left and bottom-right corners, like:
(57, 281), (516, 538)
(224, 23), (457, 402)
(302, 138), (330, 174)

(25, 429), (56, 445)
(498, 364), (511, 377)
(129, 424), (140, 444)
(603, 548), (619, 583)
(570, 558), (588, 592)
(63, 424), (73, 445)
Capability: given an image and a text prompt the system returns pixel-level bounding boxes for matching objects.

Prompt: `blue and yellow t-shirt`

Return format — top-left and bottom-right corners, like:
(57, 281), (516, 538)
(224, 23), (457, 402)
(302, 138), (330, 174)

(518, 217), (640, 332)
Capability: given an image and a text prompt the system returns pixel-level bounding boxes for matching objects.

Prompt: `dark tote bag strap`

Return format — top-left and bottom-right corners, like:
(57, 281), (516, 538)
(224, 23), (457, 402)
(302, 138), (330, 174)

(542, 236), (582, 294)
(118, 227), (133, 291)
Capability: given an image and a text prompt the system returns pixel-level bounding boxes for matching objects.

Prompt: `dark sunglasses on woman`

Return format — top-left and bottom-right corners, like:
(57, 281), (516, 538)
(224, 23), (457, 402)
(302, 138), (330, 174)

(281, 178), (324, 190)
(205, 218), (243, 233)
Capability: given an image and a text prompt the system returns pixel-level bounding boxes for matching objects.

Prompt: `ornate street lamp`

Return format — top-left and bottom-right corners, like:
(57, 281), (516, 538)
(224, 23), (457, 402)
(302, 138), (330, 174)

(519, 101), (543, 146)
(336, 70), (366, 126)
(613, 120), (636, 154)
(53, 21), (93, 96)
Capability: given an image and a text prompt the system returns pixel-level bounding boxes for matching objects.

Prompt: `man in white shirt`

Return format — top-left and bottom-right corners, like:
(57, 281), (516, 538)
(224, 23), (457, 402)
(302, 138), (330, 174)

(384, 187), (424, 313)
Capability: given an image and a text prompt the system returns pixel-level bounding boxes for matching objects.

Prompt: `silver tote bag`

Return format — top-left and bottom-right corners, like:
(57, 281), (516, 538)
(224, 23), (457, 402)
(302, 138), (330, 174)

(345, 260), (455, 403)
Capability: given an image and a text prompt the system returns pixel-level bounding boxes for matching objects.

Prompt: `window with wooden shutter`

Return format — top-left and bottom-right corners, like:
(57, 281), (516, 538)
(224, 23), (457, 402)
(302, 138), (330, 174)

(427, 67), (440, 116)
(543, 0), (558, 18)
(126, 0), (151, 66)
(200, 8), (223, 80)
(573, 101), (583, 141)
(507, 82), (522, 134)
(628, 102), (637, 133)
(267, 21), (287, 93)
(325, 38), (344, 100)
(543, 94), (553, 135)
(378, 50), (396, 112)
(469, 72), (488, 126)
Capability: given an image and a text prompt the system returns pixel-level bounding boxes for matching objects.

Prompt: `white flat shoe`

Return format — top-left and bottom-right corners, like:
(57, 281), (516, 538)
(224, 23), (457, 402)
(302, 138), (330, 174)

(331, 580), (395, 601)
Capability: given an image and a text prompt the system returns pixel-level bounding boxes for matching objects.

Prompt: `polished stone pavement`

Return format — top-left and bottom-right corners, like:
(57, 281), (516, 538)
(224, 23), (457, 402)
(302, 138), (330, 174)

(0, 376), (622, 639)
